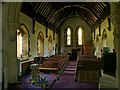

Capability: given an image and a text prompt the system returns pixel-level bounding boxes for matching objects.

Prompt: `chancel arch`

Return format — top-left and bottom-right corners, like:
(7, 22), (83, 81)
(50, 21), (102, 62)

(17, 24), (29, 60)
(37, 31), (44, 57)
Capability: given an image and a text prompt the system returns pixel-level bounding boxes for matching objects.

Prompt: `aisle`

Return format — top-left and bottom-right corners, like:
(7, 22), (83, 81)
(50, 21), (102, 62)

(63, 61), (76, 75)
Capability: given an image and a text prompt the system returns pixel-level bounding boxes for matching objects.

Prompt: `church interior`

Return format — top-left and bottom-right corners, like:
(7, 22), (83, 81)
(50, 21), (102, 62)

(1, 2), (120, 90)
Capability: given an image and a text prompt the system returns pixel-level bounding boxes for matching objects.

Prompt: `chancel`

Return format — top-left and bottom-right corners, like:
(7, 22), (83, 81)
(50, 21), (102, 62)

(1, 2), (120, 90)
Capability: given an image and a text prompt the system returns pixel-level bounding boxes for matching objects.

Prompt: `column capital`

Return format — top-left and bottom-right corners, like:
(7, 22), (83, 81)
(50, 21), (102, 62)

(8, 2), (22, 22)
(8, 22), (20, 42)
(8, 22), (20, 28)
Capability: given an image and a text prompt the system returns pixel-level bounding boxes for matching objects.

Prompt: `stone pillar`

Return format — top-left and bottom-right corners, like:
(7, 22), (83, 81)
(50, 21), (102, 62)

(7, 22), (19, 83)
(0, 2), (2, 90)
(2, 2), (22, 86)
(110, 2), (120, 89)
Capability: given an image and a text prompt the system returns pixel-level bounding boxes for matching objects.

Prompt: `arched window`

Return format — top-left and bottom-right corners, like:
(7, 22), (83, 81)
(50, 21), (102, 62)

(37, 31), (44, 56)
(78, 27), (82, 45)
(48, 35), (53, 56)
(67, 28), (71, 45)
(95, 34), (99, 57)
(17, 30), (22, 57)
(102, 29), (107, 47)
(17, 24), (29, 60)
(75, 26), (83, 46)
(64, 26), (73, 47)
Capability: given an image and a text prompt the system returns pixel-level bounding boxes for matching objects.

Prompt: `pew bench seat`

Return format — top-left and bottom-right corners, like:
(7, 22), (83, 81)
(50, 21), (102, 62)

(75, 56), (101, 83)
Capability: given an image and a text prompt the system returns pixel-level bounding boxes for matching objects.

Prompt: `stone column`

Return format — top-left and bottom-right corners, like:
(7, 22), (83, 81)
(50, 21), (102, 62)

(2, 2), (22, 85)
(110, 2), (120, 89)
(7, 22), (19, 83)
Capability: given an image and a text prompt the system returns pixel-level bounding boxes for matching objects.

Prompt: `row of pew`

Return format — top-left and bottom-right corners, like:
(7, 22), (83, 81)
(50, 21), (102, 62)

(30, 55), (70, 89)
(39, 55), (70, 74)
(74, 55), (101, 83)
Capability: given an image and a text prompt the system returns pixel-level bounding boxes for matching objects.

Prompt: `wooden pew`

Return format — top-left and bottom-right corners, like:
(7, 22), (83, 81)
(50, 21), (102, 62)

(39, 60), (61, 74)
(26, 55), (69, 89)
(74, 55), (101, 83)
(39, 55), (69, 74)
(30, 64), (59, 89)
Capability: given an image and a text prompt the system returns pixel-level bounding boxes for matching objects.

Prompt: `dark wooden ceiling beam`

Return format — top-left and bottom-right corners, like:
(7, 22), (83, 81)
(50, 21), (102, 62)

(37, 2), (46, 14)
(97, 2), (104, 11)
(35, 3), (43, 13)
(91, 3), (101, 16)
(99, 2), (105, 8)
(88, 7), (100, 19)
(40, 3), (49, 16)
(93, 4), (109, 29)
(43, 3), (52, 17)
(42, 3), (52, 17)
(47, 3), (60, 23)
(89, 6), (100, 18)
(86, 3), (99, 19)
(94, 3), (103, 13)
(33, 3), (41, 12)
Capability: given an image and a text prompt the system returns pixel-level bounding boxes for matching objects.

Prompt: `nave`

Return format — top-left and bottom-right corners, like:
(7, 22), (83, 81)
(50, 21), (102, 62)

(8, 60), (98, 90)
(8, 56), (117, 90)
(8, 54), (100, 89)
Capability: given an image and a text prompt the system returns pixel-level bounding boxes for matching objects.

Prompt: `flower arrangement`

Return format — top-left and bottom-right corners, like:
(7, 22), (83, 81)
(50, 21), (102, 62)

(28, 74), (48, 89)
